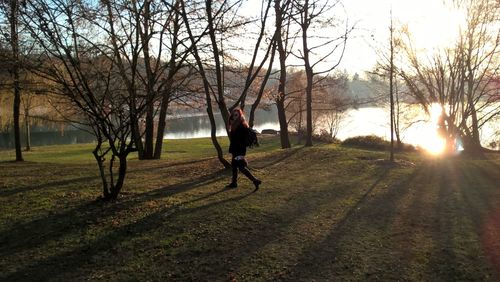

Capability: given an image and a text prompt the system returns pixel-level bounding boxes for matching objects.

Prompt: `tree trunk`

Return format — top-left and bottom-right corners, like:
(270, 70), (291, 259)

(139, 0), (156, 160)
(109, 154), (128, 200)
(389, 15), (395, 162)
(153, 3), (180, 160)
(468, 95), (482, 150)
(206, 0), (230, 130)
(208, 105), (230, 168)
(131, 110), (144, 159)
(274, 0), (291, 149)
(143, 103), (155, 159)
(13, 85), (22, 160)
(394, 78), (402, 149)
(154, 96), (169, 159)
(300, 0), (313, 147)
(297, 97), (303, 144)
(276, 98), (291, 149)
(249, 41), (277, 128)
(305, 70), (313, 147)
(25, 112), (31, 151)
(180, 0), (230, 168)
(93, 140), (110, 199)
(10, 0), (23, 161)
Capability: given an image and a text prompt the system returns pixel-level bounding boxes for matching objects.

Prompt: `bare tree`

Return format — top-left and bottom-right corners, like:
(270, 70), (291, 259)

(316, 73), (349, 139)
(23, 0), (152, 200)
(286, 69), (348, 142)
(0, 0), (23, 160)
(94, 0), (195, 160)
(388, 11), (395, 161)
(180, 0), (276, 167)
(400, 0), (499, 153)
(291, 0), (351, 146)
(273, 0), (293, 148)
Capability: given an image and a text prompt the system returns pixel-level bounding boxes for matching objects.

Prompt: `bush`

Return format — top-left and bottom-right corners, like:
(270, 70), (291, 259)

(341, 135), (389, 150)
(342, 135), (416, 151)
(313, 129), (341, 144)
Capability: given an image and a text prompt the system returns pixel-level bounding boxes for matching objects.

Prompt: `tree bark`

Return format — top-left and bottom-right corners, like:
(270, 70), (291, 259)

(304, 67), (313, 147)
(276, 98), (291, 149)
(143, 103), (155, 159)
(180, 0), (230, 168)
(274, 0), (291, 149)
(139, 0), (156, 160)
(10, 0), (23, 161)
(248, 41), (277, 128)
(206, 0), (230, 127)
(299, 0), (313, 147)
(389, 13), (395, 161)
(93, 139), (110, 199)
(153, 2), (181, 159)
(109, 154), (127, 200)
(154, 92), (170, 159)
(24, 111), (31, 151)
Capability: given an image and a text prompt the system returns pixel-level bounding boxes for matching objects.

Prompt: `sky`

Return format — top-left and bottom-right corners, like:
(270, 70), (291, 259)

(339, 0), (465, 75)
(238, 0), (466, 76)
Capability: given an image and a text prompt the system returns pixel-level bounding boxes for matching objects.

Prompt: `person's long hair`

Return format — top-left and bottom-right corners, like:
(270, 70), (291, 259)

(229, 108), (249, 132)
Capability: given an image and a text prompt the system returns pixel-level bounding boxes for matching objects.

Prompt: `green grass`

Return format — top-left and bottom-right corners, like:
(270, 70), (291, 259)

(0, 137), (499, 281)
(0, 136), (281, 164)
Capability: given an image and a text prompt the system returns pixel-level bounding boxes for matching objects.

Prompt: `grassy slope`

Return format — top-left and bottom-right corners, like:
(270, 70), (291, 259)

(0, 136), (499, 281)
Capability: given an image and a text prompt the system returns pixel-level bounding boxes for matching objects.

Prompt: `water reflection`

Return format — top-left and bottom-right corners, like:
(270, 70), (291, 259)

(0, 105), (496, 150)
(163, 108), (280, 139)
(0, 129), (95, 149)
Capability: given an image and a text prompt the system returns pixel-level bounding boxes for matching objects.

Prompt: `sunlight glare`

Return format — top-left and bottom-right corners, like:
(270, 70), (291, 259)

(419, 103), (447, 155)
(423, 135), (447, 155)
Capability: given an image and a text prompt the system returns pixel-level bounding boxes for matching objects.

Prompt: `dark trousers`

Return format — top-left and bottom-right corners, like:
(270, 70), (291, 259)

(231, 157), (257, 184)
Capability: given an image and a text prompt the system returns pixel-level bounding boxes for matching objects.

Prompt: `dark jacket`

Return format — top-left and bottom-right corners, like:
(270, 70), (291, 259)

(229, 123), (249, 156)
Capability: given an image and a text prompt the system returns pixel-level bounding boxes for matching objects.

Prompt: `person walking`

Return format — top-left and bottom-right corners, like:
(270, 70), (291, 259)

(227, 108), (262, 190)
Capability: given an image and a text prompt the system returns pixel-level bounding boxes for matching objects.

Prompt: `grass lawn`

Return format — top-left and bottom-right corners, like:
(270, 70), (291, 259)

(0, 136), (499, 281)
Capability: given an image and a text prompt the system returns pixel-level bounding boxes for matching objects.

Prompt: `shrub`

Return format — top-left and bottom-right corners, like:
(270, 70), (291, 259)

(342, 135), (389, 150)
(313, 130), (341, 144)
(342, 135), (416, 151)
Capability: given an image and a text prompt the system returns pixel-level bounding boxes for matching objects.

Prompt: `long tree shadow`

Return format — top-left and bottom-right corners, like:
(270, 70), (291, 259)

(283, 159), (499, 281)
(0, 182), (256, 281)
(420, 161), (470, 280)
(252, 147), (304, 169)
(1, 147), (373, 280)
(0, 158), (216, 197)
(284, 164), (427, 280)
(0, 169), (227, 261)
(126, 157), (216, 175)
(129, 168), (227, 202)
(215, 161), (392, 279)
(0, 174), (98, 197)
(453, 161), (500, 279)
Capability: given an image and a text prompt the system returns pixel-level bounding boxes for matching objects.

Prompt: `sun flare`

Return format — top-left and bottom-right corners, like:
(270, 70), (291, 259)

(419, 103), (447, 155)
(423, 135), (447, 155)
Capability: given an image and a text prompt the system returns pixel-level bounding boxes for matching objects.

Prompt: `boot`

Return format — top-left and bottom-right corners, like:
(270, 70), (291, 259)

(253, 179), (262, 191)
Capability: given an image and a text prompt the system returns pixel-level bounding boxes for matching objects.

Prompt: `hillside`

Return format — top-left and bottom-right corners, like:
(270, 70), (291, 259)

(1, 137), (499, 281)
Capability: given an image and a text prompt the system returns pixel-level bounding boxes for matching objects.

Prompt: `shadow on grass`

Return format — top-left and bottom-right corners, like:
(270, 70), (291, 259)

(253, 146), (304, 169)
(215, 162), (391, 279)
(3, 151), (498, 280)
(284, 159), (498, 281)
(1, 182), (256, 281)
(0, 158), (215, 197)
(0, 147), (368, 281)
(0, 169), (226, 267)
(284, 164), (428, 280)
(454, 161), (500, 279)
(0, 174), (98, 197)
